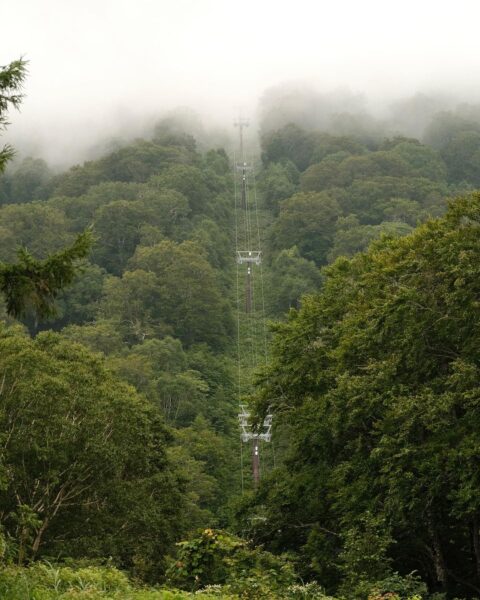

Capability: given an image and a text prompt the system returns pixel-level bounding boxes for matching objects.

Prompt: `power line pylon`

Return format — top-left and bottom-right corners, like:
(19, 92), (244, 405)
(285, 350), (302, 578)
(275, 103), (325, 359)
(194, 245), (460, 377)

(234, 117), (249, 161)
(238, 405), (272, 487)
(234, 116), (272, 488)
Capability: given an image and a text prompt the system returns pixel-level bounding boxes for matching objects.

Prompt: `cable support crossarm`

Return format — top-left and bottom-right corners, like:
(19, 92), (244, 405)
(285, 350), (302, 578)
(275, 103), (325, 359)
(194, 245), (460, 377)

(233, 116), (272, 489)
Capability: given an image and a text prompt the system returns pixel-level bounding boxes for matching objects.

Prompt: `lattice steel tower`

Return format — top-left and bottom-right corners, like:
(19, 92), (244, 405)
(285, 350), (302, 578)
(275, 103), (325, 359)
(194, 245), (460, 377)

(233, 117), (272, 488)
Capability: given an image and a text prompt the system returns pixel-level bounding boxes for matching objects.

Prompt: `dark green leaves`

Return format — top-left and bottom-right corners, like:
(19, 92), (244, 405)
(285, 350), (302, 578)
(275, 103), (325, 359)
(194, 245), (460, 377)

(0, 229), (92, 318)
(0, 58), (27, 173)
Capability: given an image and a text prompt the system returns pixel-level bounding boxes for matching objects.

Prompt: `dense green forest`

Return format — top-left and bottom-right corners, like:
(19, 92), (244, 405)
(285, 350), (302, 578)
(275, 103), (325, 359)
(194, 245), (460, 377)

(3, 60), (480, 598)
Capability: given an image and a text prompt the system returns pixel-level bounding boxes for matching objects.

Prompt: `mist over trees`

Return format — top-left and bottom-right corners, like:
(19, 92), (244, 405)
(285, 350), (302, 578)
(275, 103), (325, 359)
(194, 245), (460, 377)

(4, 56), (480, 599)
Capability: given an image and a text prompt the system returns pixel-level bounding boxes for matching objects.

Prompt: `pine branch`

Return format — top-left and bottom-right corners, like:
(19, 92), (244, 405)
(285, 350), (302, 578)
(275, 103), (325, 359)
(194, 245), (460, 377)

(0, 58), (28, 172)
(0, 229), (93, 319)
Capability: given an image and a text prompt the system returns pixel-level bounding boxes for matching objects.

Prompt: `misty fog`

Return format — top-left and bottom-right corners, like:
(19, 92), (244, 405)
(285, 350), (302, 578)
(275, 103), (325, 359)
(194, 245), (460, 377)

(3, 0), (480, 168)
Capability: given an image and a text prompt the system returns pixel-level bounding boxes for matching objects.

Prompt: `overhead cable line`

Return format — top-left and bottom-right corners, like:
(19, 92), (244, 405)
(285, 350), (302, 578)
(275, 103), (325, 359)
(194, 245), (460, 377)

(233, 117), (272, 488)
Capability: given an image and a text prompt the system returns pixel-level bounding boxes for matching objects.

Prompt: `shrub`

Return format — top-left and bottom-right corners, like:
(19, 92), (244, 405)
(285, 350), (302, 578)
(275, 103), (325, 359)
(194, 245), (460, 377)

(167, 529), (296, 595)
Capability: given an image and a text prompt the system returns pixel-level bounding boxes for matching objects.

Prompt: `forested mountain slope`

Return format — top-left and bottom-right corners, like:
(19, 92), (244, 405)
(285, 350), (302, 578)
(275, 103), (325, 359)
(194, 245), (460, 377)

(2, 92), (480, 598)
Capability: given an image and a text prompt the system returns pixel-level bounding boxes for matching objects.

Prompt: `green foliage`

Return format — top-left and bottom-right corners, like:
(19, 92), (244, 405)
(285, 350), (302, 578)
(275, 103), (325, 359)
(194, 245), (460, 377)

(173, 416), (237, 514)
(338, 513), (394, 597)
(60, 319), (124, 354)
(0, 229), (92, 318)
(365, 572), (428, 600)
(149, 165), (214, 214)
(0, 202), (74, 262)
(93, 199), (154, 274)
(344, 176), (448, 223)
(51, 141), (192, 197)
(300, 153), (351, 192)
(0, 563), (131, 599)
(107, 337), (208, 425)
(261, 123), (316, 171)
(423, 111), (480, 185)
(0, 157), (53, 204)
(310, 133), (368, 163)
(440, 130), (480, 185)
(265, 246), (321, 316)
(0, 58), (27, 173)
(270, 192), (342, 264)
(54, 262), (106, 326)
(300, 146), (448, 211)
(388, 142), (447, 182)
(0, 326), (186, 575)
(49, 181), (143, 231)
(4, 86), (480, 598)
(191, 218), (232, 275)
(0, 561), (278, 598)
(126, 240), (233, 348)
(328, 217), (412, 262)
(249, 193), (480, 597)
(168, 529), (296, 596)
(258, 161), (298, 212)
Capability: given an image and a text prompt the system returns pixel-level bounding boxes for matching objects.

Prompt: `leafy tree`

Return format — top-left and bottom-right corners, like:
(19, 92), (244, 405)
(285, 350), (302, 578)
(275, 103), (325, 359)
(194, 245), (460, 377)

(191, 217), (232, 276)
(152, 109), (204, 153)
(173, 415), (237, 515)
(140, 188), (191, 239)
(92, 189), (191, 274)
(100, 140), (192, 183)
(302, 144), (447, 196)
(300, 152), (352, 192)
(7, 157), (53, 203)
(248, 193), (480, 597)
(440, 130), (480, 185)
(185, 344), (235, 433)
(149, 164), (218, 214)
(60, 319), (124, 355)
(265, 245), (321, 316)
(379, 197), (425, 226)
(49, 181), (143, 231)
(261, 123), (316, 171)
(128, 240), (233, 349)
(388, 141), (447, 181)
(50, 160), (108, 197)
(346, 176), (449, 223)
(423, 110), (480, 150)
(328, 217), (412, 262)
(53, 261), (106, 326)
(0, 203), (73, 261)
(51, 140), (192, 197)
(258, 161), (298, 212)
(93, 200), (150, 274)
(100, 269), (166, 343)
(327, 111), (386, 147)
(338, 152), (410, 185)
(204, 148), (230, 176)
(152, 119), (197, 153)
(0, 327), (185, 575)
(108, 337), (208, 426)
(269, 192), (342, 264)
(310, 133), (367, 163)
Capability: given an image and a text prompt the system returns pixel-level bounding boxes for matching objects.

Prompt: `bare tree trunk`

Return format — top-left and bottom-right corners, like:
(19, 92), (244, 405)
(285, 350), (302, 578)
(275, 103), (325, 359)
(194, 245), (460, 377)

(32, 517), (49, 557)
(17, 527), (27, 566)
(428, 513), (447, 590)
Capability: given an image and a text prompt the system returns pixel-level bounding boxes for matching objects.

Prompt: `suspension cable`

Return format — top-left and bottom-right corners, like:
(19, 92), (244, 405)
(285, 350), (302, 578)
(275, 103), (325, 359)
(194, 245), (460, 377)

(234, 118), (272, 489)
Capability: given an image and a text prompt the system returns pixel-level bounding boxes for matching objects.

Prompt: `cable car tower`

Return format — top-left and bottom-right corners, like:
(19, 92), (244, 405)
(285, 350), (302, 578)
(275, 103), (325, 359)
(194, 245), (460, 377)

(233, 117), (272, 488)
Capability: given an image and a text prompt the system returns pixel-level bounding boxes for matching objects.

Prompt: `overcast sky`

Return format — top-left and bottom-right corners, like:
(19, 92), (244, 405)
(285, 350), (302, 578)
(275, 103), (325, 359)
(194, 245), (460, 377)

(3, 0), (480, 165)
